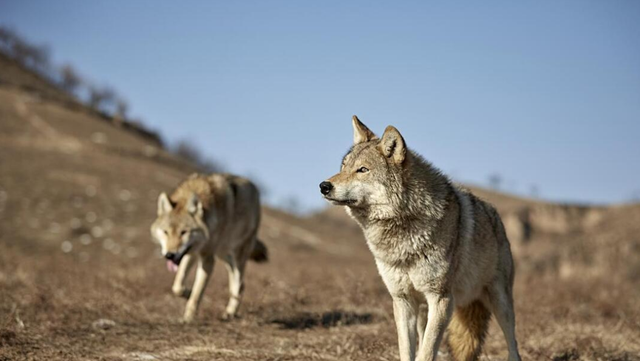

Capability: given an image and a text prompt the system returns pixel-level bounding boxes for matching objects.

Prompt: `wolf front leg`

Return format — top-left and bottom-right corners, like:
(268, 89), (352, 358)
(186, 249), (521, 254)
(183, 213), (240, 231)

(416, 293), (453, 361)
(172, 253), (195, 299)
(183, 255), (214, 323)
(393, 296), (418, 361)
(417, 303), (429, 350)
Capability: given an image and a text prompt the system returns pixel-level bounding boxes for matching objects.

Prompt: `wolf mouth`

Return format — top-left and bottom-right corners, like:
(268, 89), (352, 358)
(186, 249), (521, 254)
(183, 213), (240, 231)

(324, 197), (356, 206)
(167, 240), (194, 267)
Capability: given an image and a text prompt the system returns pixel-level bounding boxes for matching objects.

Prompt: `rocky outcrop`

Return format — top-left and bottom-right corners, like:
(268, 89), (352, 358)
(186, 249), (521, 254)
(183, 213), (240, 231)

(502, 203), (606, 244)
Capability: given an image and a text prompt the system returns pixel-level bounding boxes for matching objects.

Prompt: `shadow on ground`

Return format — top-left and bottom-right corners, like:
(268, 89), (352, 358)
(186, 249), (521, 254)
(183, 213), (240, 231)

(270, 310), (374, 329)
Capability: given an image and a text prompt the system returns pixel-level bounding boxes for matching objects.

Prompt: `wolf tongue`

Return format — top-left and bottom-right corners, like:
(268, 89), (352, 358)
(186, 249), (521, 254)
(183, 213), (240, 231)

(166, 260), (178, 273)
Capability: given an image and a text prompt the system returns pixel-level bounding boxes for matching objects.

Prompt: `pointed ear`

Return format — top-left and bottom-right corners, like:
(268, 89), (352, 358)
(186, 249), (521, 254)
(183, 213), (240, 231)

(352, 115), (377, 144)
(379, 126), (407, 164)
(186, 193), (204, 219)
(157, 192), (173, 216)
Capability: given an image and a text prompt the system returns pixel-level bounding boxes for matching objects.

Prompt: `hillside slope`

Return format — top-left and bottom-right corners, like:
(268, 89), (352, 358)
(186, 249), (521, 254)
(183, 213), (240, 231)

(0, 56), (638, 360)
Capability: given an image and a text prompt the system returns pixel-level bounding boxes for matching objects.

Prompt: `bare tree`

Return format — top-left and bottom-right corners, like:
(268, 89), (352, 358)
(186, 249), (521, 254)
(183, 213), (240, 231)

(9, 37), (30, 64)
(115, 98), (128, 119)
(0, 26), (17, 54)
(172, 140), (222, 173)
(0, 26), (49, 75)
(488, 173), (503, 191)
(0, 25), (160, 144)
(529, 184), (540, 198)
(29, 44), (50, 74)
(88, 85), (115, 113)
(100, 86), (116, 113)
(59, 64), (82, 94)
(88, 85), (104, 110)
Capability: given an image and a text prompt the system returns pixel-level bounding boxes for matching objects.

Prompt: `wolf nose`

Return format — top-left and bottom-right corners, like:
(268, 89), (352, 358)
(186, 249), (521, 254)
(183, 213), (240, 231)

(319, 181), (333, 195)
(164, 252), (176, 261)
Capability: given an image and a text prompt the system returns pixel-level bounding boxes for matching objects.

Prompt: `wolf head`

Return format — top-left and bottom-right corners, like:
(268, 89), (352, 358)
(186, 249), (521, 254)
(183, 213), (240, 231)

(150, 192), (210, 268)
(320, 116), (408, 213)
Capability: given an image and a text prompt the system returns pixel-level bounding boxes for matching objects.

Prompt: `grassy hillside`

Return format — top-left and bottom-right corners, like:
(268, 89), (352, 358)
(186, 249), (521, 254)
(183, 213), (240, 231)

(0, 55), (638, 360)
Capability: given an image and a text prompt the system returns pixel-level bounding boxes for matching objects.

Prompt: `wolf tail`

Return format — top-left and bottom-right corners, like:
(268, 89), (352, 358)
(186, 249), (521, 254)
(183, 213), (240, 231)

(250, 239), (268, 263)
(447, 300), (491, 361)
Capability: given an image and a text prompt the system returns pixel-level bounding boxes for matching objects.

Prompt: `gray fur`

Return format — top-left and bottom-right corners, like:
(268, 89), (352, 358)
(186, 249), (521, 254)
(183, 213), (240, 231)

(321, 116), (521, 361)
(150, 173), (265, 322)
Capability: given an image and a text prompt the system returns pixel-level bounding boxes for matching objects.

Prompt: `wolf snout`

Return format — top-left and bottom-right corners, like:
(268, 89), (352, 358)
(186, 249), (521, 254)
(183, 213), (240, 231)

(319, 181), (333, 195)
(164, 252), (177, 262)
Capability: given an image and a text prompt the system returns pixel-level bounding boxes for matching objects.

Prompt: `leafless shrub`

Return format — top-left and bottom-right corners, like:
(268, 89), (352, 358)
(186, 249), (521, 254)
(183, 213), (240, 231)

(0, 26), (21, 59)
(0, 26), (15, 52)
(59, 64), (82, 94)
(488, 173), (503, 191)
(530, 184), (540, 198)
(0, 26), (50, 76)
(115, 98), (128, 120)
(27, 44), (51, 74)
(88, 85), (116, 112)
(171, 140), (223, 173)
(0, 25), (163, 147)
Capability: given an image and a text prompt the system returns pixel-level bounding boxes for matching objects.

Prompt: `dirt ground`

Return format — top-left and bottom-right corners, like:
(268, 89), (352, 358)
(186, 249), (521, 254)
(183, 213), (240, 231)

(1, 55), (639, 360)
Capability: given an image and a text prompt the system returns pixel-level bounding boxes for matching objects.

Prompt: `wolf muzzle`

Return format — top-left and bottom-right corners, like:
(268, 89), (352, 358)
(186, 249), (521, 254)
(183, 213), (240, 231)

(164, 240), (194, 266)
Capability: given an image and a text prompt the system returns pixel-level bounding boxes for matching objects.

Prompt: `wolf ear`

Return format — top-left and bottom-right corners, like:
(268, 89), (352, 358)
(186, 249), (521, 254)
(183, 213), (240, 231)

(186, 193), (204, 219)
(157, 192), (173, 216)
(379, 126), (406, 164)
(352, 115), (377, 144)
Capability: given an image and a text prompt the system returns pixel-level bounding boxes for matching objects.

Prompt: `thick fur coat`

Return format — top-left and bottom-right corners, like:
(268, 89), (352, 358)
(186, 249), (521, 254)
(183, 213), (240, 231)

(321, 117), (521, 361)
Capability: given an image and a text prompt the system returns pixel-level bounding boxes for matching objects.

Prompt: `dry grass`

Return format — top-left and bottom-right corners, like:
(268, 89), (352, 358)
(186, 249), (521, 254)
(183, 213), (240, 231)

(1, 236), (639, 361)
(1, 55), (639, 361)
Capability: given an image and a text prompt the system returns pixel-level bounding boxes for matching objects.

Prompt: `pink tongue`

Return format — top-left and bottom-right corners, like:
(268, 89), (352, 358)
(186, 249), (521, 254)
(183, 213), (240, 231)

(166, 260), (179, 273)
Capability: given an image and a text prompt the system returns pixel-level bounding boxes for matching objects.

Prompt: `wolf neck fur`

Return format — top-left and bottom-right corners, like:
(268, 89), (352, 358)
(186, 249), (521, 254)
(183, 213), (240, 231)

(351, 151), (451, 223)
(347, 152), (453, 266)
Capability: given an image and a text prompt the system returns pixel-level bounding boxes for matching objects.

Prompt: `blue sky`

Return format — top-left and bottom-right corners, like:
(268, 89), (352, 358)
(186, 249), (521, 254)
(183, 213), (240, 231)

(2, 1), (639, 211)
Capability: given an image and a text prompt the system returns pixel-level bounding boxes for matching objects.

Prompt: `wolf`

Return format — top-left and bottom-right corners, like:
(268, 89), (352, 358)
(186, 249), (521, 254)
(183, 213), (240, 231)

(320, 116), (521, 361)
(150, 173), (268, 323)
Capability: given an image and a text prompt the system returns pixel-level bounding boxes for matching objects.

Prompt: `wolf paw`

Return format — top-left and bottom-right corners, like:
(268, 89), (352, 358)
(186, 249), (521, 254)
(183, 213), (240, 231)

(182, 306), (197, 324)
(220, 312), (238, 322)
(172, 287), (191, 299)
(181, 313), (195, 324)
(180, 289), (192, 299)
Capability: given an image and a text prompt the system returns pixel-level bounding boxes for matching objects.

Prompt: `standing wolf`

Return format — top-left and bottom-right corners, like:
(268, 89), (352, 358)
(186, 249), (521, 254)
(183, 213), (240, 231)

(151, 173), (267, 323)
(320, 116), (521, 361)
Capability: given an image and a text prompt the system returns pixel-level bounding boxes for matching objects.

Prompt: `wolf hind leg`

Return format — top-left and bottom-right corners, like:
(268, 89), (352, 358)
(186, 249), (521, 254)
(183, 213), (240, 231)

(486, 284), (521, 361)
(222, 251), (248, 320)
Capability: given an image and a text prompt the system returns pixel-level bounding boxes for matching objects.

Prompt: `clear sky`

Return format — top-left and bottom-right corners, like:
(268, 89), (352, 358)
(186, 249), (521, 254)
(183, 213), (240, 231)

(2, 1), (639, 212)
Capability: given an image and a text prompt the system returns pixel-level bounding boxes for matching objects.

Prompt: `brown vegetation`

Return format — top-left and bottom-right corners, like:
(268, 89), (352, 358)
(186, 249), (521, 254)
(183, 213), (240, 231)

(0, 47), (639, 361)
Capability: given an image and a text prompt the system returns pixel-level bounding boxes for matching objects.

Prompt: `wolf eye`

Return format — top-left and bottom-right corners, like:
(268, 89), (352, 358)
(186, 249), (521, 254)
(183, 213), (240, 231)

(163, 230), (169, 235)
(180, 230), (188, 237)
(356, 167), (369, 173)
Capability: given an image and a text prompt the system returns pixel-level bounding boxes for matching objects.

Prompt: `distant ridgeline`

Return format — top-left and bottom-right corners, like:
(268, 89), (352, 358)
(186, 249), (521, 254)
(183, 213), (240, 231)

(0, 25), (162, 147)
